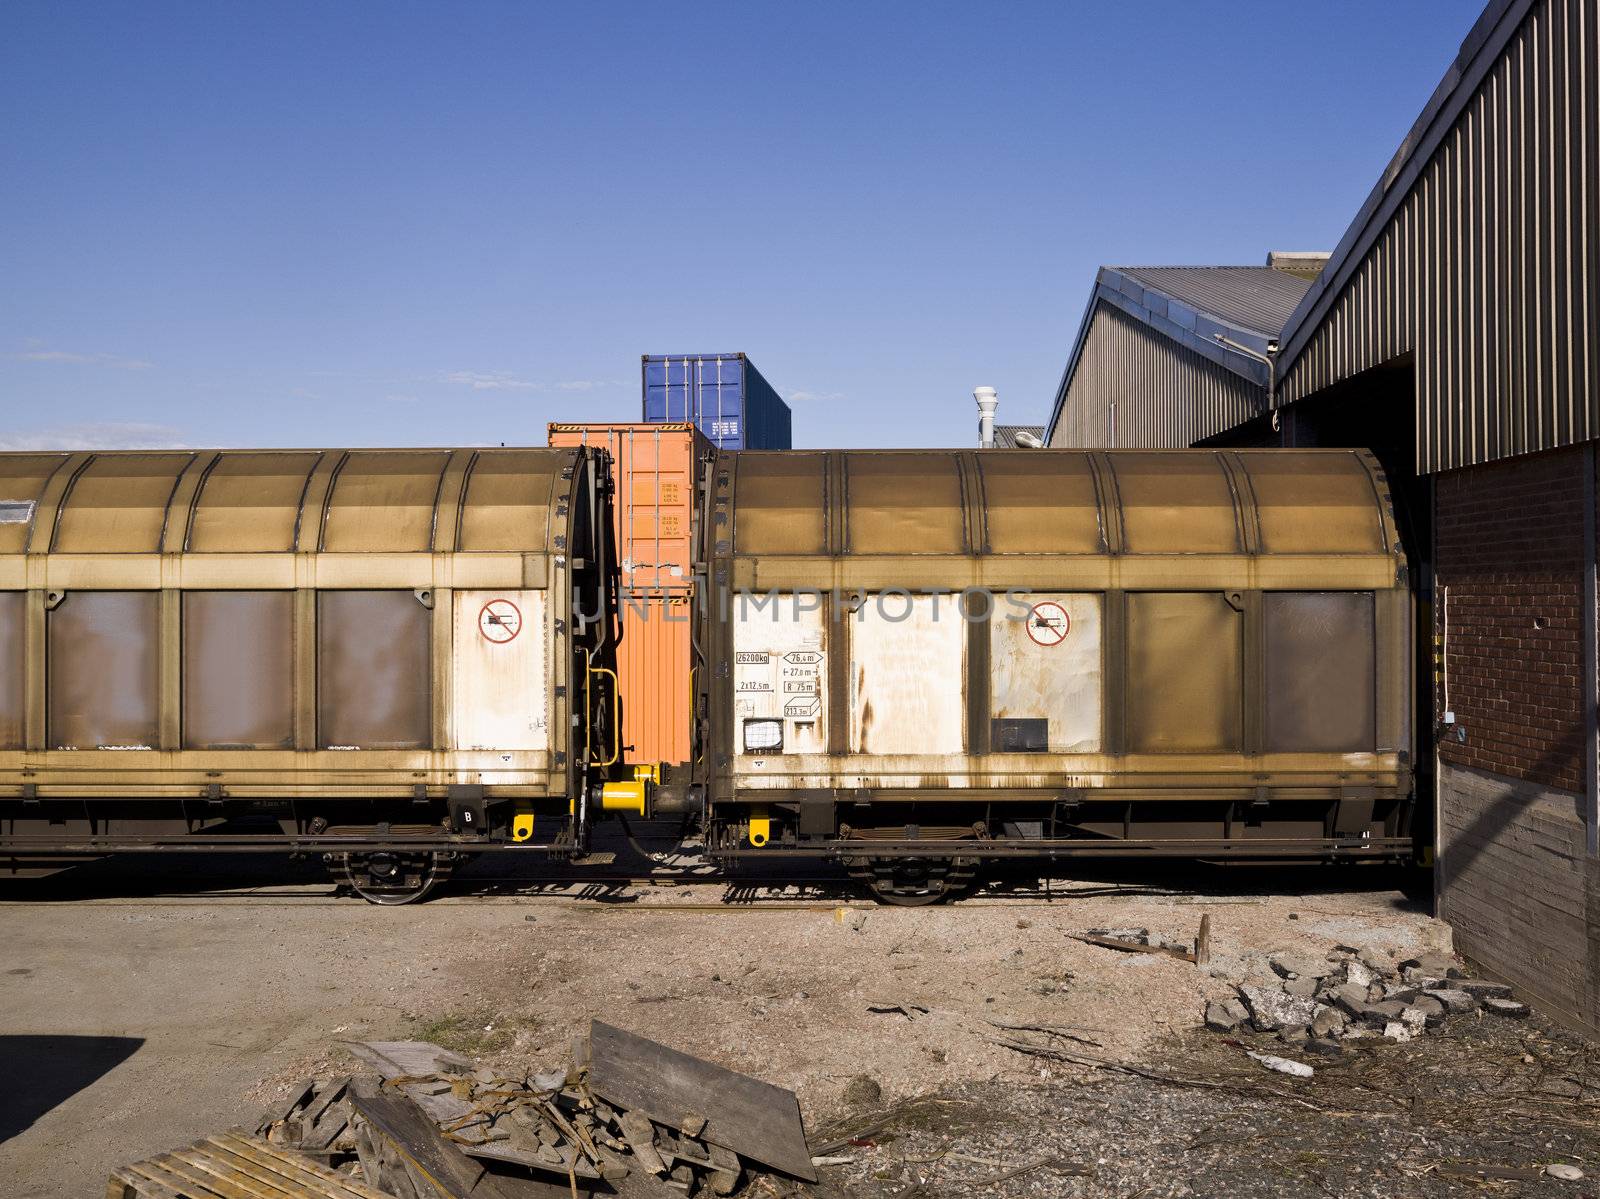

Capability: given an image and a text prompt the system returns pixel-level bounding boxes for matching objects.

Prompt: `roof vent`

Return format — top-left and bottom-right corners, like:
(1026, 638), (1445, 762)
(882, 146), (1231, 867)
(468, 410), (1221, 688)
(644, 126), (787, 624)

(1266, 251), (1332, 279)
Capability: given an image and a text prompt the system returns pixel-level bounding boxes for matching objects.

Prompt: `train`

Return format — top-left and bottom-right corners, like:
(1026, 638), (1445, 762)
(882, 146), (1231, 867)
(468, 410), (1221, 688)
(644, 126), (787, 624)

(0, 442), (1417, 904)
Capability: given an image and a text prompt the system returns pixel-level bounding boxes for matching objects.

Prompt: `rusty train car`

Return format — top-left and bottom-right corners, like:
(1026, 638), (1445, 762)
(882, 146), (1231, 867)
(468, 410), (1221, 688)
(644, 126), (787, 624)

(0, 444), (1416, 903)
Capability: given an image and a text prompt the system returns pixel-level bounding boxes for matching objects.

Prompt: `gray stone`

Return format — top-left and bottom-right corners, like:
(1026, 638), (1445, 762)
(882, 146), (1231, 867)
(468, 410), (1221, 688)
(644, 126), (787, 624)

(844, 1075), (882, 1106)
(1482, 996), (1530, 1019)
(1358, 946), (1393, 975)
(1409, 994), (1447, 1027)
(1284, 974), (1320, 999)
(1383, 984), (1422, 1004)
(1311, 1005), (1347, 1038)
(1360, 1000), (1409, 1027)
(1330, 982), (1371, 1017)
(1400, 951), (1456, 976)
(1205, 998), (1249, 1032)
(1278, 1024), (1309, 1046)
(1456, 979), (1514, 1001)
(1546, 1163), (1585, 1181)
(1401, 968), (1445, 987)
(1344, 958), (1377, 989)
(1400, 1006), (1429, 1034)
(1382, 1020), (1413, 1043)
(1304, 1037), (1344, 1056)
(1269, 952), (1336, 981)
(1428, 987), (1479, 1014)
(1238, 984), (1318, 1032)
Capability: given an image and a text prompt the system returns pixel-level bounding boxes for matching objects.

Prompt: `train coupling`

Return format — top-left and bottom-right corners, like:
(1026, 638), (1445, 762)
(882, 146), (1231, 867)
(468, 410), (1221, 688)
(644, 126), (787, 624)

(596, 765), (704, 818)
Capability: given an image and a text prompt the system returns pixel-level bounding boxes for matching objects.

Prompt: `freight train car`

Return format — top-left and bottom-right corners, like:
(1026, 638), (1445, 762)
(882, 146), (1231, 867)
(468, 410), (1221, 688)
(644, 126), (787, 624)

(701, 448), (1415, 902)
(0, 444), (1418, 904)
(0, 447), (619, 901)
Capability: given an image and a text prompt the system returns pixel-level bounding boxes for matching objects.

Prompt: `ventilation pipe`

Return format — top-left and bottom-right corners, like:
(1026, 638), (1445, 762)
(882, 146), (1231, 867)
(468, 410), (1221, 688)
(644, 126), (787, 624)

(974, 386), (998, 449)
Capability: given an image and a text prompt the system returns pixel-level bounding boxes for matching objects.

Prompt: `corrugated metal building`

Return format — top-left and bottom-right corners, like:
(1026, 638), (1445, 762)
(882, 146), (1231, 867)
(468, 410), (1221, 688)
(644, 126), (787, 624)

(1045, 0), (1600, 1032)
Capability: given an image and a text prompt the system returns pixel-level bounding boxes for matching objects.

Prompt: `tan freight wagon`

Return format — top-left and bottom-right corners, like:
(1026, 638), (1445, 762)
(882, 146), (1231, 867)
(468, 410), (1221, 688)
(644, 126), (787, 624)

(0, 446), (616, 901)
(702, 448), (1416, 903)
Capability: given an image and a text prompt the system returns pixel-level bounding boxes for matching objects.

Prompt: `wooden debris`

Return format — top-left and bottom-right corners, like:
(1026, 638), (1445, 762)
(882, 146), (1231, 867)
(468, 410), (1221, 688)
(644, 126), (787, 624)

(586, 1020), (817, 1183)
(108, 1129), (391, 1199)
(1195, 913), (1212, 967)
(1070, 932), (1197, 963)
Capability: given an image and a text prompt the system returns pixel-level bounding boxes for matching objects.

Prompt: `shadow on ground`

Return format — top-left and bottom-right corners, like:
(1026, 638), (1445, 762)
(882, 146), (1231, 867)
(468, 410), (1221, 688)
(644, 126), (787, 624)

(0, 1035), (143, 1144)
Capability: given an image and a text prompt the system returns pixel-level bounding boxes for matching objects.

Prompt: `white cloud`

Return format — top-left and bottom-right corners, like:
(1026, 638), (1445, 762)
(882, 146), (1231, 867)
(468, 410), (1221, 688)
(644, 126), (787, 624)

(11, 348), (154, 371)
(0, 422), (189, 451)
(444, 370), (540, 391)
(554, 379), (626, 392)
(787, 390), (843, 404)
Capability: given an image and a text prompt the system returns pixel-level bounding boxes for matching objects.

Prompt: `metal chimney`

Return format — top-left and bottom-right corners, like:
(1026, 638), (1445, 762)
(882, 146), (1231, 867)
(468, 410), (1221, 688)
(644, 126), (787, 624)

(974, 386), (998, 449)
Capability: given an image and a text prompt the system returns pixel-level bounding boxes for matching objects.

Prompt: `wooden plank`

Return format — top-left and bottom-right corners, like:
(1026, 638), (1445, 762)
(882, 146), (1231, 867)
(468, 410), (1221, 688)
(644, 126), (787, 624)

(1070, 933), (1197, 963)
(113, 1165), (199, 1199)
(206, 1132), (391, 1199)
(585, 1021), (816, 1183)
(349, 1092), (520, 1199)
(146, 1152), (286, 1199)
(341, 1041), (473, 1079)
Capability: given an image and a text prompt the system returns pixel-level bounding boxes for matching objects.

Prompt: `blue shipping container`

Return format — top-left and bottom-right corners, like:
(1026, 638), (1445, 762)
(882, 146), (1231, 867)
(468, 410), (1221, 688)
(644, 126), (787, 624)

(641, 353), (793, 449)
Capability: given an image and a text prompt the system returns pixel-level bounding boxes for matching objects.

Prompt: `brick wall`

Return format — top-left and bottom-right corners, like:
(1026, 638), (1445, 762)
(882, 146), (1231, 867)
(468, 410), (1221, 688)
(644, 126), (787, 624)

(1434, 445), (1586, 791)
(1433, 443), (1598, 1033)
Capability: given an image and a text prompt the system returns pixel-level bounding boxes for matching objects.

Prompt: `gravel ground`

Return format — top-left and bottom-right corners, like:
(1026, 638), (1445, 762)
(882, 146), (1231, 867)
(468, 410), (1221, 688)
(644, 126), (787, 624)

(3, 848), (1589, 1198)
(802, 1016), (1600, 1199)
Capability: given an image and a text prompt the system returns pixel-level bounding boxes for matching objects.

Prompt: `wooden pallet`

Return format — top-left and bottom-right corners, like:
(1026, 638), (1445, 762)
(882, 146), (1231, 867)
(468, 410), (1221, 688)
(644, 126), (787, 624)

(107, 1129), (392, 1199)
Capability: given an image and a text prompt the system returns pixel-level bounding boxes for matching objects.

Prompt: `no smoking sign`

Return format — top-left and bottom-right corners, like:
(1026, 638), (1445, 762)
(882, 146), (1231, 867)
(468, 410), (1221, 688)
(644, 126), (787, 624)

(478, 598), (523, 644)
(1026, 601), (1071, 647)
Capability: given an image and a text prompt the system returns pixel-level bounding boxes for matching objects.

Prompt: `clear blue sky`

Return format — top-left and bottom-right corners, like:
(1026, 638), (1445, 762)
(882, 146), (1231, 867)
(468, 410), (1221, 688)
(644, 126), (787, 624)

(1, 1), (1483, 451)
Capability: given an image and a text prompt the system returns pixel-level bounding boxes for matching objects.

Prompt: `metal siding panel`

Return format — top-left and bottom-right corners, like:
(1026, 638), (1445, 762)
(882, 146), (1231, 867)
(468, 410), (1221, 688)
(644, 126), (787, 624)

(47, 591), (159, 750)
(451, 589), (549, 751)
(182, 591), (295, 749)
(0, 591), (21, 749)
(317, 590), (432, 750)
(1263, 592), (1377, 753)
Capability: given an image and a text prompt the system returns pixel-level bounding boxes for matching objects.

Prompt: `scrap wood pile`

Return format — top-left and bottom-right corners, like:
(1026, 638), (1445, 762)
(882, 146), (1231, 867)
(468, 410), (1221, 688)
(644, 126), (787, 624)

(116, 1021), (817, 1199)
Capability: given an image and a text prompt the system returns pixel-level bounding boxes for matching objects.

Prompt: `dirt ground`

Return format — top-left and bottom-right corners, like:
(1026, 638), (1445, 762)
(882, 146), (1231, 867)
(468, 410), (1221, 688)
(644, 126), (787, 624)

(0, 843), (1591, 1198)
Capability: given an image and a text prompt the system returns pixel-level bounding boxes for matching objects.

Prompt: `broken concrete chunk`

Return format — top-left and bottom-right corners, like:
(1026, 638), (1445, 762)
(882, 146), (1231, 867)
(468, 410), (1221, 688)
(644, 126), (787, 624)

(1205, 999), (1249, 1032)
(1409, 995), (1447, 1027)
(1344, 958), (1377, 989)
(1360, 1000), (1409, 1027)
(1428, 988), (1479, 1014)
(1278, 1024), (1309, 1046)
(1269, 952), (1336, 981)
(1482, 996), (1530, 1019)
(1284, 974), (1320, 999)
(1400, 1006), (1429, 1034)
(1546, 1163), (1585, 1181)
(1456, 979), (1514, 1001)
(1247, 1051), (1314, 1078)
(1330, 982), (1372, 1017)
(1357, 946), (1393, 974)
(1088, 927), (1148, 943)
(1238, 984), (1318, 1032)
(1305, 1037), (1344, 1056)
(1383, 984), (1421, 1004)
(1382, 1020), (1414, 1043)
(1400, 951), (1457, 976)
(1310, 1005), (1347, 1039)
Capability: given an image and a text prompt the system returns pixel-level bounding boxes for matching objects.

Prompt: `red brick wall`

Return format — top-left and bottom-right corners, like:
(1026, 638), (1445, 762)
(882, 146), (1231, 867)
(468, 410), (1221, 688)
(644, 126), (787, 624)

(1434, 445), (1587, 792)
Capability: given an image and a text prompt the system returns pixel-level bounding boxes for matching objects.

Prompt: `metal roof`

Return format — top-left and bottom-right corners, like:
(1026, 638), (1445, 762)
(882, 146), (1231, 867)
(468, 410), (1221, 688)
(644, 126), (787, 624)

(1115, 267), (1314, 339)
(1045, 264), (1318, 441)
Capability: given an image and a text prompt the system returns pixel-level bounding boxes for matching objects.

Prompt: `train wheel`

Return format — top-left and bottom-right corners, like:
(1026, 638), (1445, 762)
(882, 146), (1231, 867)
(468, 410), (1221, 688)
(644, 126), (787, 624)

(853, 857), (977, 906)
(332, 851), (453, 905)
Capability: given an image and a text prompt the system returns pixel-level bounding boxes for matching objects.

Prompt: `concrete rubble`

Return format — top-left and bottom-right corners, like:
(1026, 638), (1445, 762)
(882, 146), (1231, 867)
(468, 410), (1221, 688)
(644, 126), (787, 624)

(1201, 942), (1535, 1056)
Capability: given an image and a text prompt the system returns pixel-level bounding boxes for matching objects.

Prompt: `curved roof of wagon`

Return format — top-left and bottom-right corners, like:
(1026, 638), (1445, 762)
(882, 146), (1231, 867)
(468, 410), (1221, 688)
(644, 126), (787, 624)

(0, 447), (585, 555)
(726, 448), (1398, 558)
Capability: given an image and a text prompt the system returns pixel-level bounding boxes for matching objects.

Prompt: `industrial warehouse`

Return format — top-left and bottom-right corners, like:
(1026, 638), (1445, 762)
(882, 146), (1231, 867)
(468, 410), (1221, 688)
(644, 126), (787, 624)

(1046, 0), (1600, 1041)
(3, 0), (1600, 1196)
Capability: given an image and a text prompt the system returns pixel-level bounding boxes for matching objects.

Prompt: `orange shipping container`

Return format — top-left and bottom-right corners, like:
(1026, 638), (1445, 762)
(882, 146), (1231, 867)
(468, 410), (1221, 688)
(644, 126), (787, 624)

(548, 423), (707, 766)
(547, 422), (709, 591)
